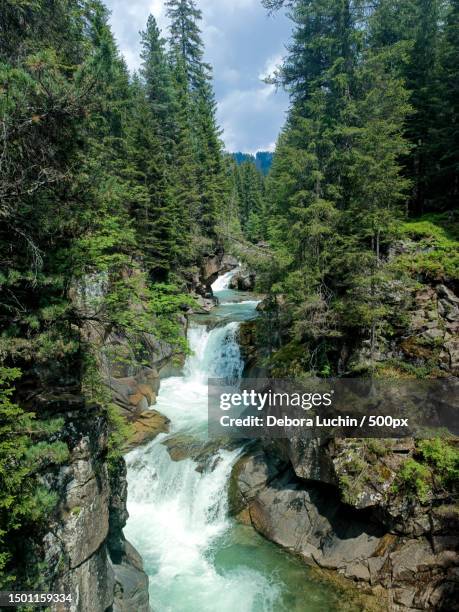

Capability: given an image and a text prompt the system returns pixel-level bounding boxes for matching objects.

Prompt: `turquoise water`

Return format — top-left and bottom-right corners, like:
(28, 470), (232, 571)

(125, 270), (338, 612)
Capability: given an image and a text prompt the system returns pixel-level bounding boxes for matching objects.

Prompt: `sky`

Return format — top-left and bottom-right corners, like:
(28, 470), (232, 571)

(105, 0), (292, 153)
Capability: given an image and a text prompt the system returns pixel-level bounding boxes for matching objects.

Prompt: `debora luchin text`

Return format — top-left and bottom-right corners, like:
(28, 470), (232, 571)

(219, 389), (334, 411)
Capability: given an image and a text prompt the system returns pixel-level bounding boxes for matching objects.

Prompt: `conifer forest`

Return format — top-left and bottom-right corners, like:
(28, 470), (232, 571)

(0, 1), (458, 610)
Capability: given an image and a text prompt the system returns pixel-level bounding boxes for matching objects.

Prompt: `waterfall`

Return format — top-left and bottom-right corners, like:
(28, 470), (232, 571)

(125, 315), (280, 611)
(211, 268), (238, 292)
(184, 322), (244, 384)
(125, 277), (334, 612)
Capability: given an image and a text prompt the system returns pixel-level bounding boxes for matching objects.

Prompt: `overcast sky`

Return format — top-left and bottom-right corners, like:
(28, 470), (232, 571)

(105, 0), (292, 153)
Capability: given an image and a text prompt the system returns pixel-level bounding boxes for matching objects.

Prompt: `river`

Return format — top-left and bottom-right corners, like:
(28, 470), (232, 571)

(124, 270), (338, 612)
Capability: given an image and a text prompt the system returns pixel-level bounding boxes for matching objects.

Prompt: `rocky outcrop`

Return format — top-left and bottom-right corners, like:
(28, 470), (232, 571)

(229, 268), (256, 291)
(237, 321), (268, 378)
(108, 460), (150, 612)
(348, 282), (459, 376)
(184, 251), (238, 297)
(111, 541), (150, 612)
(26, 393), (150, 612)
(230, 446), (459, 611)
(124, 410), (170, 451)
(24, 253), (241, 610)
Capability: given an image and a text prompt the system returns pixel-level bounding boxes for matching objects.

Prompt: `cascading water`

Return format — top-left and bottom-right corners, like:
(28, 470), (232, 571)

(125, 269), (337, 612)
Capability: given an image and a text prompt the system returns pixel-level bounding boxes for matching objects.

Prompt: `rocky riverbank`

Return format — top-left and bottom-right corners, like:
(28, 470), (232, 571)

(228, 271), (459, 610)
(229, 442), (458, 610)
(24, 251), (238, 611)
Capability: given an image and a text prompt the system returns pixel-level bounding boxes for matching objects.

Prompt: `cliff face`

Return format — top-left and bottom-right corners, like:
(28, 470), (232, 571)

(230, 442), (458, 611)
(25, 392), (149, 612)
(232, 278), (459, 610)
(27, 251), (237, 611)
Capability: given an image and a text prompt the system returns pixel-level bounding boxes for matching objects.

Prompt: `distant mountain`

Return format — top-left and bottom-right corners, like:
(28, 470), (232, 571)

(232, 151), (274, 175)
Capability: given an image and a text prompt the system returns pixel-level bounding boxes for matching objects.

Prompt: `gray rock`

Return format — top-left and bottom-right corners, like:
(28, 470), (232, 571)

(230, 448), (459, 609)
(111, 541), (150, 612)
(229, 269), (256, 291)
(437, 284), (459, 304)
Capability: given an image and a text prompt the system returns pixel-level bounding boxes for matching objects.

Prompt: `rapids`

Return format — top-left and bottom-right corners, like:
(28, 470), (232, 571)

(125, 269), (338, 611)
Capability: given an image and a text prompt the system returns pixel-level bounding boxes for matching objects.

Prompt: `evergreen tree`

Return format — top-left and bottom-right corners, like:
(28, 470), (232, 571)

(140, 14), (176, 142)
(234, 160), (267, 242)
(166, 0), (211, 92)
(261, 0), (411, 371)
(166, 0), (228, 238)
(436, 0), (459, 206)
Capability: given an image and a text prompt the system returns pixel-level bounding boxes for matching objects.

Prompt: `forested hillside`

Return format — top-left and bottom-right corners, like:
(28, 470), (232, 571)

(233, 151), (274, 175)
(255, 0), (458, 378)
(0, 0), (458, 608)
(0, 0), (238, 591)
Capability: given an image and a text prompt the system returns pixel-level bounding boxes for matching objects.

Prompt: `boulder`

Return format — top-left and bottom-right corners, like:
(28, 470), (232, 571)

(229, 448), (459, 609)
(229, 269), (256, 291)
(125, 410), (170, 451)
(111, 541), (150, 612)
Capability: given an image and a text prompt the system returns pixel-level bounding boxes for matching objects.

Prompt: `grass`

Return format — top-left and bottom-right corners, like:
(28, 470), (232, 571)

(393, 213), (459, 282)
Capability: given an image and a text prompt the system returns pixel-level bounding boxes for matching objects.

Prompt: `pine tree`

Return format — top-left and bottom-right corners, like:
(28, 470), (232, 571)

(166, 0), (227, 238)
(234, 160), (267, 242)
(261, 0), (411, 372)
(125, 76), (179, 279)
(140, 14), (176, 143)
(436, 0), (459, 206)
(165, 0), (211, 92)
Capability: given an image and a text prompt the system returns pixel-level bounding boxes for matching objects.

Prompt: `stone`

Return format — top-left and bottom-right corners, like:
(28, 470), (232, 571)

(390, 540), (436, 582)
(394, 588), (416, 608)
(136, 384), (156, 406)
(111, 541), (150, 612)
(445, 338), (459, 374)
(344, 562), (371, 582)
(422, 327), (444, 341)
(437, 284), (459, 304)
(368, 556), (386, 585)
(125, 410), (170, 450)
(229, 269), (256, 291)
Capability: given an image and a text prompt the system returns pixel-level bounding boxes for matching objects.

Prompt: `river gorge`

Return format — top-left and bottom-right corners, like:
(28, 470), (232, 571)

(123, 271), (340, 612)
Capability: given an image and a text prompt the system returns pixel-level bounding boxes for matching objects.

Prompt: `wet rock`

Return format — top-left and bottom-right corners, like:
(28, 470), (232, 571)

(107, 369), (160, 418)
(111, 542), (150, 612)
(229, 269), (256, 291)
(193, 295), (217, 313)
(164, 434), (240, 472)
(125, 410), (170, 451)
(230, 448), (459, 609)
(231, 451), (383, 575)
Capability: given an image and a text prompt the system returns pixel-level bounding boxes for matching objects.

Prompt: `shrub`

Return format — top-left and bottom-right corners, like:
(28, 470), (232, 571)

(418, 439), (459, 489)
(395, 459), (431, 503)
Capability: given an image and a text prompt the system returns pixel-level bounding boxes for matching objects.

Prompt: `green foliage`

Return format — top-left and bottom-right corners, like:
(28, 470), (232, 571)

(0, 368), (31, 585)
(393, 213), (459, 281)
(105, 403), (134, 466)
(0, 368), (61, 587)
(232, 159), (268, 242)
(418, 439), (459, 489)
(257, 0), (411, 370)
(392, 439), (457, 504)
(394, 458), (431, 503)
(1, 0), (232, 588)
(255, 0), (458, 380)
(25, 442), (69, 468)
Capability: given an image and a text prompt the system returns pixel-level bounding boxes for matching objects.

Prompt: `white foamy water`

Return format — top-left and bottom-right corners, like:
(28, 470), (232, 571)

(125, 274), (337, 612)
(125, 298), (280, 611)
(210, 268), (238, 292)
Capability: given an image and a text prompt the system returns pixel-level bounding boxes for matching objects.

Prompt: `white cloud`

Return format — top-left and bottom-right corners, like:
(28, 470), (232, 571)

(259, 53), (283, 81)
(106, 0), (291, 151)
(221, 68), (241, 85)
(149, 0), (168, 31)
